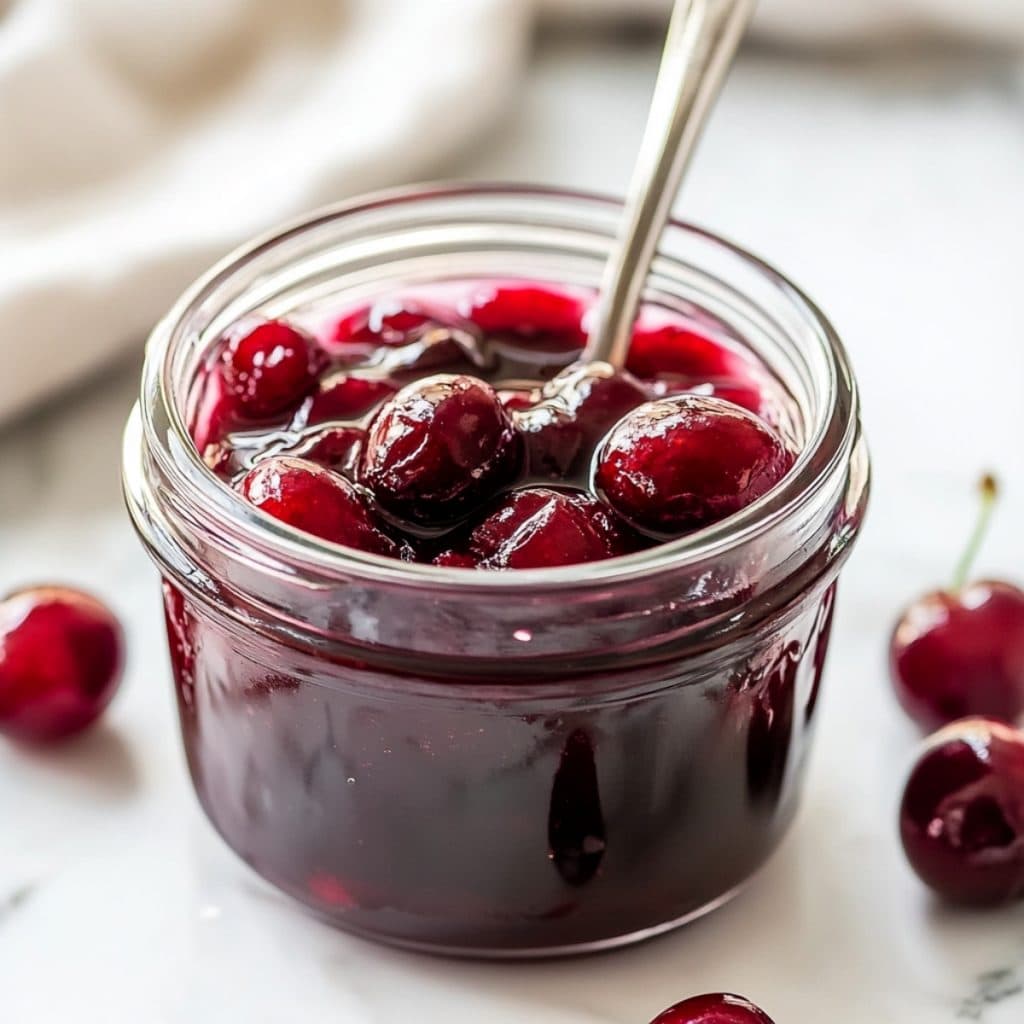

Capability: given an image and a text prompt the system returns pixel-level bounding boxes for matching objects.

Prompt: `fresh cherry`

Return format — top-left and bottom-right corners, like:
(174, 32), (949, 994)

(649, 993), (776, 1024)
(596, 395), (793, 537)
(448, 487), (641, 570)
(900, 717), (1024, 905)
(0, 587), (124, 744)
(891, 476), (1024, 731)
(461, 283), (586, 352)
(221, 319), (318, 418)
(361, 374), (522, 528)
(514, 362), (651, 479)
(240, 456), (397, 556)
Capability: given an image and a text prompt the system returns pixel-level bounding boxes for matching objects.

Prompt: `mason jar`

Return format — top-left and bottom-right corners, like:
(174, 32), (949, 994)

(122, 185), (869, 957)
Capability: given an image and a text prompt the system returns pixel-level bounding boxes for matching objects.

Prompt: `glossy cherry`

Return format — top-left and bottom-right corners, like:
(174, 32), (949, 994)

(189, 363), (240, 455)
(596, 395), (792, 537)
(654, 377), (771, 422)
(297, 372), (397, 428)
(900, 717), (1024, 904)
(461, 283), (586, 351)
(379, 326), (491, 379)
(331, 298), (489, 377)
(649, 993), (776, 1024)
(0, 587), (124, 744)
(891, 476), (1024, 731)
(626, 323), (746, 380)
(432, 550), (478, 569)
(894, 584), (1024, 731)
(330, 297), (446, 348)
(221, 319), (318, 418)
(452, 487), (641, 570)
(514, 362), (651, 479)
(361, 374), (522, 528)
(240, 456), (397, 556)
(287, 426), (367, 475)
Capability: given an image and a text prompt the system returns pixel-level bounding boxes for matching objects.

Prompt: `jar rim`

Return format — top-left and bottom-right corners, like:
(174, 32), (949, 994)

(135, 182), (861, 595)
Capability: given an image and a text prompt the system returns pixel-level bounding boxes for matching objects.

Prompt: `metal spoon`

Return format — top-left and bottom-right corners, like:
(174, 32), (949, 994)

(585, 0), (757, 367)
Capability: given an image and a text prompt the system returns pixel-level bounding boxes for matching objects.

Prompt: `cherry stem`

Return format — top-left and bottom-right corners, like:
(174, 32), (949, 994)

(951, 473), (999, 592)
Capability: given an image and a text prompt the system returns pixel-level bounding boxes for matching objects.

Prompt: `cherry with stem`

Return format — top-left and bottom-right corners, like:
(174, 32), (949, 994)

(890, 474), (1024, 731)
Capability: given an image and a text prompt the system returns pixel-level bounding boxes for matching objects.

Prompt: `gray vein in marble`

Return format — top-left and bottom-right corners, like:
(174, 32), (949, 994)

(958, 967), (1024, 1021)
(0, 880), (37, 923)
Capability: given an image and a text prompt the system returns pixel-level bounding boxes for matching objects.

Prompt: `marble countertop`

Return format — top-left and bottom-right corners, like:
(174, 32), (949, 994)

(3, 31), (1024, 1024)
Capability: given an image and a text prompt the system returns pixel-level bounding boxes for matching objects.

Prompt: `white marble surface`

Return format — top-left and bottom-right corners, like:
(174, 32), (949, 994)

(3, 31), (1024, 1024)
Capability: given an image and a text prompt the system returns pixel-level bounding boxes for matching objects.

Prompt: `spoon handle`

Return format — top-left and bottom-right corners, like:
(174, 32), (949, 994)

(586, 0), (757, 367)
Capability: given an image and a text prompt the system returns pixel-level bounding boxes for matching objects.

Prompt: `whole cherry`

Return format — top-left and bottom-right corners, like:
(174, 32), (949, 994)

(626, 322), (747, 380)
(440, 487), (642, 570)
(461, 283), (587, 352)
(189, 362), (241, 455)
(0, 587), (124, 743)
(379, 323), (492, 379)
(288, 426), (367, 475)
(891, 475), (1024, 732)
(649, 993), (776, 1024)
(330, 299), (488, 377)
(240, 456), (398, 556)
(361, 374), (522, 529)
(295, 371), (398, 429)
(900, 717), (1024, 904)
(221, 319), (318, 418)
(514, 361), (651, 480)
(595, 395), (793, 537)
(329, 297), (452, 350)
(654, 377), (772, 423)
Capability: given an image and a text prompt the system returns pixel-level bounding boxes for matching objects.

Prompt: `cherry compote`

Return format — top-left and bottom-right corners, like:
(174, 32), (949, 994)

(188, 282), (793, 563)
(129, 194), (867, 958)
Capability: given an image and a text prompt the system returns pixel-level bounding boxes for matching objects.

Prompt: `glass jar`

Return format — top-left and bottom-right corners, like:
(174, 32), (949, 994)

(122, 185), (868, 957)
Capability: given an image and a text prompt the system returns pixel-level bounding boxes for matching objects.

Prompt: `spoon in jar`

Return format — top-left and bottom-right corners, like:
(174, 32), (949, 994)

(585, 0), (757, 368)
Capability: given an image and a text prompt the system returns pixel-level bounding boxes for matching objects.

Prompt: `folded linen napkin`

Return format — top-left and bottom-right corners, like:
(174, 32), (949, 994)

(2, 0), (1021, 423)
(0, 0), (529, 422)
(545, 0), (1024, 45)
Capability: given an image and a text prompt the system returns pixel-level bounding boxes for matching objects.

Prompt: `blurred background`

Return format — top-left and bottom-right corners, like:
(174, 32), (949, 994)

(3, 2), (1024, 1021)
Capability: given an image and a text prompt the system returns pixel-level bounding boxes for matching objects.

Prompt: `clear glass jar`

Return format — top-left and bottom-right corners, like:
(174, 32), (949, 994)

(122, 185), (869, 957)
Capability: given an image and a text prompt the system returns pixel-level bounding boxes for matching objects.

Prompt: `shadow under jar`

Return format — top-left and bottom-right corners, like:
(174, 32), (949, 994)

(123, 185), (868, 957)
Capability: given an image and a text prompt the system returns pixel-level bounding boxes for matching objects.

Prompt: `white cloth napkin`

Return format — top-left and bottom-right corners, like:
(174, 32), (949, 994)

(3, 0), (1023, 424)
(546, 0), (1024, 45)
(0, 0), (530, 422)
